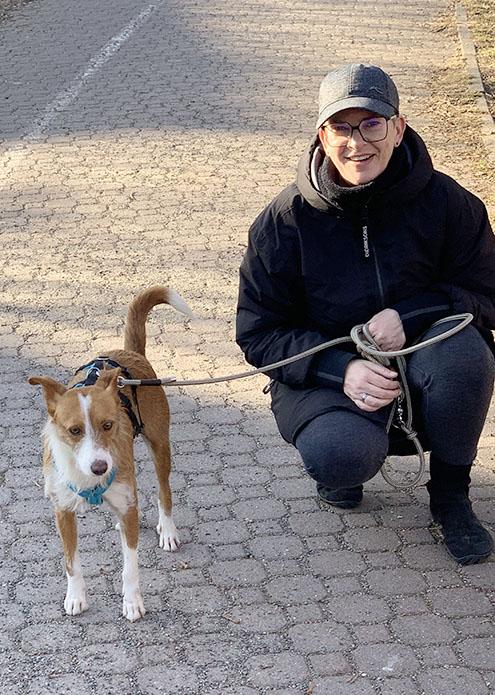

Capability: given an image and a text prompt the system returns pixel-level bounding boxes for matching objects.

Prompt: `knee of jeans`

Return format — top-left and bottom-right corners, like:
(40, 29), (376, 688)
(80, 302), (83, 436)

(297, 432), (387, 488)
(420, 326), (494, 381)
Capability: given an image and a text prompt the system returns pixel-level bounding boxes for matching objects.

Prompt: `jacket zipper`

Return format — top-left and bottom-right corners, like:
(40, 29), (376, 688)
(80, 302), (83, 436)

(361, 205), (386, 308)
(371, 246), (386, 307)
(361, 207), (370, 258)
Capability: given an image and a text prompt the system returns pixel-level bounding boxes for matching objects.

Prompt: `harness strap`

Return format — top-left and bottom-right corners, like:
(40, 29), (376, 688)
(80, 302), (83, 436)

(67, 466), (117, 505)
(71, 357), (143, 438)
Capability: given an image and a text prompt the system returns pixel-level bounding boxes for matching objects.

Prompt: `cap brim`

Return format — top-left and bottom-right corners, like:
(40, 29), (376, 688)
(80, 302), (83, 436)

(316, 96), (397, 129)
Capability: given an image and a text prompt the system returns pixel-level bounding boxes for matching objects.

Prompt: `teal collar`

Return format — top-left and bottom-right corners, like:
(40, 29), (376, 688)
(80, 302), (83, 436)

(67, 467), (117, 505)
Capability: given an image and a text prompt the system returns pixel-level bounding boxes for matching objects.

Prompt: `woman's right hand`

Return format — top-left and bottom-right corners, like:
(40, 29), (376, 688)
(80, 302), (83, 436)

(343, 359), (402, 412)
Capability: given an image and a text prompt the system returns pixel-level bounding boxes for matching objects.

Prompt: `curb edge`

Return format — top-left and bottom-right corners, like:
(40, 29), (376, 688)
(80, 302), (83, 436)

(455, 2), (495, 165)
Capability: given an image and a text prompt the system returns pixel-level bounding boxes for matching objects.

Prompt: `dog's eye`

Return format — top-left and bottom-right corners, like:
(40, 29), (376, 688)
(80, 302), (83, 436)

(69, 426), (82, 436)
(102, 421), (113, 431)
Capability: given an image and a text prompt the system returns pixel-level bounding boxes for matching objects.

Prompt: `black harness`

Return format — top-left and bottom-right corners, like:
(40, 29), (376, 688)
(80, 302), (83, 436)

(71, 357), (143, 438)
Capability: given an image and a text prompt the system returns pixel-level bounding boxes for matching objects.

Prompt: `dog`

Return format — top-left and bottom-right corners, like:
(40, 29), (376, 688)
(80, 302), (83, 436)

(28, 286), (193, 621)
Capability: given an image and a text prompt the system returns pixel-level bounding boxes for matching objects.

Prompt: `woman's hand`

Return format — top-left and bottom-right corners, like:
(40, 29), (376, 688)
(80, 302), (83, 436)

(343, 359), (402, 412)
(367, 308), (406, 351)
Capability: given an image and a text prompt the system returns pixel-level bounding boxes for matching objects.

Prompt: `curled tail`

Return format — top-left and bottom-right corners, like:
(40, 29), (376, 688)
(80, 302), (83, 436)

(124, 285), (194, 355)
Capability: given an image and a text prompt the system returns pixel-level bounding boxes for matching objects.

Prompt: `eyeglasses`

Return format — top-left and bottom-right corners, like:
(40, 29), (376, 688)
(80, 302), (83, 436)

(323, 116), (395, 146)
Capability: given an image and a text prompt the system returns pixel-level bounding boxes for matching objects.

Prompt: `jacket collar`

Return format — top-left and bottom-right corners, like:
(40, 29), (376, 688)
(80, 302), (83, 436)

(296, 125), (434, 213)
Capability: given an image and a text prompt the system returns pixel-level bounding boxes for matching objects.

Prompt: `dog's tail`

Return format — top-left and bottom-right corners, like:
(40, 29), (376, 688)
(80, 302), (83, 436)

(124, 286), (194, 355)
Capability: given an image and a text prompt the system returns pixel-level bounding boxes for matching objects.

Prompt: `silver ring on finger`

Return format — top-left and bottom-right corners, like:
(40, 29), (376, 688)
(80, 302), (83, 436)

(361, 392), (369, 403)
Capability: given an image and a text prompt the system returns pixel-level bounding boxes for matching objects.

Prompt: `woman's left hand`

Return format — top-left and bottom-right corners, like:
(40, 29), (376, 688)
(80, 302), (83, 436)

(367, 308), (406, 351)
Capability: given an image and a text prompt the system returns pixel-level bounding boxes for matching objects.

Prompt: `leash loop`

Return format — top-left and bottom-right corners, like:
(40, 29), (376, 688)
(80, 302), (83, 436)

(116, 313), (473, 491)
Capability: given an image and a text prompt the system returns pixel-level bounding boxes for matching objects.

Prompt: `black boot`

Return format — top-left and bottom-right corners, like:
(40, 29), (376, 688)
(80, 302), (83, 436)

(427, 457), (493, 565)
(317, 483), (363, 509)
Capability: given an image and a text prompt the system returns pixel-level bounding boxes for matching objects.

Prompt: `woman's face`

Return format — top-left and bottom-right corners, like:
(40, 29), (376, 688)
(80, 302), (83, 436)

(318, 108), (406, 186)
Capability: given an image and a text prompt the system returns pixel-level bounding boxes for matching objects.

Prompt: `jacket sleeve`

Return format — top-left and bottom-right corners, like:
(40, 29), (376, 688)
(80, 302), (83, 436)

(236, 209), (355, 387)
(392, 185), (495, 341)
(437, 190), (495, 328)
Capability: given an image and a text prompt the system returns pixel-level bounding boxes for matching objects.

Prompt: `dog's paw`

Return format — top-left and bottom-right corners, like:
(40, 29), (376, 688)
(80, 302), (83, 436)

(64, 592), (88, 616)
(123, 593), (146, 622)
(157, 518), (180, 551)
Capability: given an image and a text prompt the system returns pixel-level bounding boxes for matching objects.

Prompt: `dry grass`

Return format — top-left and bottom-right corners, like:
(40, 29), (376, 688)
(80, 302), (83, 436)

(463, 0), (495, 117)
(425, 7), (495, 210)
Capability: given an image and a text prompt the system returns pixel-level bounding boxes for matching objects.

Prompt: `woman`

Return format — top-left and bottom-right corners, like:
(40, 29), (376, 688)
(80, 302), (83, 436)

(236, 63), (495, 565)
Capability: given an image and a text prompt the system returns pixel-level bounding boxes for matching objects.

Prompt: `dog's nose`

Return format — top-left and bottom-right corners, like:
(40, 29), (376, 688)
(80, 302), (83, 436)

(91, 460), (108, 475)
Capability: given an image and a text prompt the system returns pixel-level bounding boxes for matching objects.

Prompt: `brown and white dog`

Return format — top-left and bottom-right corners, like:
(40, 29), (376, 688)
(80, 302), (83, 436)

(28, 286), (193, 621)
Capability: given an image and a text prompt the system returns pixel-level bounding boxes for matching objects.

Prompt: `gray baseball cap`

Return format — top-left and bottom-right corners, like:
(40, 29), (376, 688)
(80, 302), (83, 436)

(316, 64), (399, 129)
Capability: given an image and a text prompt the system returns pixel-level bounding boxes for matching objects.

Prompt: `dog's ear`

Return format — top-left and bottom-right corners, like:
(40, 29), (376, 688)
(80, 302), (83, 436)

(28, 376), (67, 417)
(95, 368), (122, 392)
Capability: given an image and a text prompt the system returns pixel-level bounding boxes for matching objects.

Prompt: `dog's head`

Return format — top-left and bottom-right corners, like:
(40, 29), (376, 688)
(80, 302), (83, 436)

(29, 369), (123, 481)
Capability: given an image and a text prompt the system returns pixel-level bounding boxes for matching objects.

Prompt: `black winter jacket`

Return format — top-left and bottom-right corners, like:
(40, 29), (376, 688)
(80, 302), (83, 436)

(236, 127), (495, 443)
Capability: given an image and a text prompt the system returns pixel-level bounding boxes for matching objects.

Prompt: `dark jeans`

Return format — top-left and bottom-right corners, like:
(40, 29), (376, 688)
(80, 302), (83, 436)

(295, 324), (495, 489)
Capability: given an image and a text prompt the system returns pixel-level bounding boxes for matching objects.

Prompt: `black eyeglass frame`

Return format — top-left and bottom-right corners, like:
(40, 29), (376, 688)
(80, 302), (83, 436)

(322, 115), (397, 146)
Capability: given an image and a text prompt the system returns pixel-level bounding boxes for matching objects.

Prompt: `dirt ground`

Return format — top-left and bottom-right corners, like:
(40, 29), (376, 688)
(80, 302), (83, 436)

(463, 0), (495, 118)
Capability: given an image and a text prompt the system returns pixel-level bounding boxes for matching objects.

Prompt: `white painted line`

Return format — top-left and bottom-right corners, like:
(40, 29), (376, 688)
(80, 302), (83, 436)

(0, 1), (163, 170)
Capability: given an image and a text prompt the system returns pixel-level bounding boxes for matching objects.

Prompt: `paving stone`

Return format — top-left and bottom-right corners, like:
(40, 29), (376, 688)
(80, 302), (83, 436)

(457, 636), (495, 670)
(324, 594), (390, 625)
(416, 645), (459, 668)
(309, 549), (367, 577)
(232, 498), (287, 521)
(27, 675), (93, 695)
(309, 652), (352, 677)
(377, 677), (421, 695)
(418, 666), (490, 695)
(137, 663), (199, 694)
(20, 621), (83, 654)
(342, 527), (401, 552)
(227, 604), (287, 633)
(352, 643), (421, 677)
(208, 558), (266, 587)
(391, 613), (458, 646)
(289, 511), (344, 535)
(453, 615), (494, 638)
(266, 576), (327, 604)
(429, 587), (493, 617)
(352, 623), (392, 644)
(196, 519), (250, 545)
(312, 676), (375, 695)
(288, 619), (353, 655)
(246, 651), (308, 688)
(248, 534), (305, 560)
(167, 586), (228, 615)
(364, 568), (426, 596)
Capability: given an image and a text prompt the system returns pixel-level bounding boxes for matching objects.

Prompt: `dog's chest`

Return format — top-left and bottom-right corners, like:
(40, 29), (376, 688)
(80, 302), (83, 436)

(46, 468), (134, 515)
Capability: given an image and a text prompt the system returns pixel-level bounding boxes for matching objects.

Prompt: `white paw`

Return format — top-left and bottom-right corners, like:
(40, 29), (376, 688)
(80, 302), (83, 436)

(123, 593), (146, 622)
(156, 520), (180, 551)
(64, 593), (88, 616)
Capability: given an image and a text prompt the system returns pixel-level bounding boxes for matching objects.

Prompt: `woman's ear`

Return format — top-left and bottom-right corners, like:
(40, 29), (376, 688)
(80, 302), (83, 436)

(394, 115), (407, 147)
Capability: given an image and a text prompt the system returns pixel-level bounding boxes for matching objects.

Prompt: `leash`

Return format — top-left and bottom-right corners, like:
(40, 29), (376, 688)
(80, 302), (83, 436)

(117, 313), (473, 490)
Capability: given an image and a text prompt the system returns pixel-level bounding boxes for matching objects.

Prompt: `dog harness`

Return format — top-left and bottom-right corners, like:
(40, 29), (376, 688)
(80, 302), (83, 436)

(71, 357), (143, 438)
(66, 467), (117, 506)
(64, 357), (143, 505)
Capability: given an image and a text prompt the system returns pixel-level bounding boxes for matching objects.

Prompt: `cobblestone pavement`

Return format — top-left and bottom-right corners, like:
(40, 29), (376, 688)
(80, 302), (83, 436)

(1, 0), (494, 693)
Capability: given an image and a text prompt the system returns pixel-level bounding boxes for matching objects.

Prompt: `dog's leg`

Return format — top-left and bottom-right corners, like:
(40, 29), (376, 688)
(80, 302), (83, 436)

(55, 509), (88, 616)
(118, 506), (146, 622)
(147, 437), (180, 551)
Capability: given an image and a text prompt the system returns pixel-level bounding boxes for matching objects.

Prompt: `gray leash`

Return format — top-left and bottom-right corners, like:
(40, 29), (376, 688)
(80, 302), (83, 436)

(118, 313), (473, 490)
